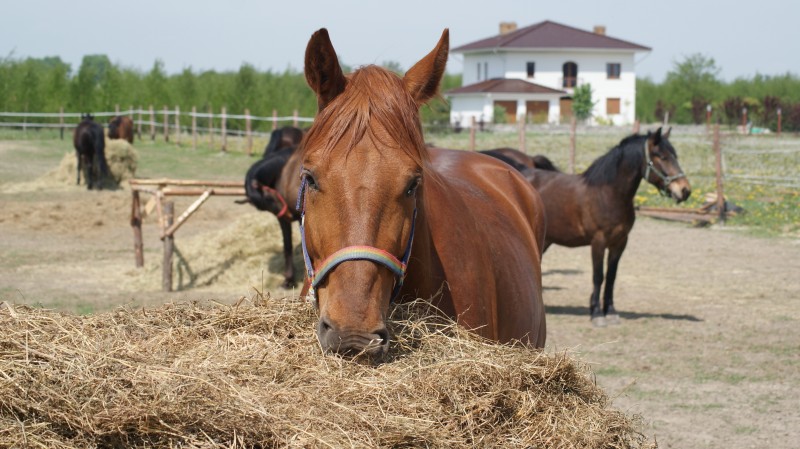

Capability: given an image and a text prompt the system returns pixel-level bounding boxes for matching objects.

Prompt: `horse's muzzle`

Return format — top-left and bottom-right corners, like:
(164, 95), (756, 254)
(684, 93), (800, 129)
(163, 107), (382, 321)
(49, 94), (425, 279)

(669, 180), (692, 203)
(317, 318), (389, 357)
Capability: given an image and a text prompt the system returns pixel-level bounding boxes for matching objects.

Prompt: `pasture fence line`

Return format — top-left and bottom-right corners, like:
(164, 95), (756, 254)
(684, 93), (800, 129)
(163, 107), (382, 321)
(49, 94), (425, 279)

(0, 107), (315, 152)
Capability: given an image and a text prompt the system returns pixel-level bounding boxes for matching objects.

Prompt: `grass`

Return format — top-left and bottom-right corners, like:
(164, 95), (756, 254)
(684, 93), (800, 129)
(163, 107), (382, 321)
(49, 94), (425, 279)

(3, 124), (798, 236)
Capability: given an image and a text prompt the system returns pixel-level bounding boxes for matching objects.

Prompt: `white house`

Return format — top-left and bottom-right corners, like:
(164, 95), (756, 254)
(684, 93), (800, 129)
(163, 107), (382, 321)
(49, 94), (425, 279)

(447, 21), (650, 126)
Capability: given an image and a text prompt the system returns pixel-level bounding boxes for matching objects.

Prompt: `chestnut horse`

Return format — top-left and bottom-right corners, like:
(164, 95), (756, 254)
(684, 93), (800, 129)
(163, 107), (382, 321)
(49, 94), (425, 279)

(297, 28), (546, 356)
(108, 115), (134, 143)
(521, 128), (691, 326)
(73, 114), (110, 190)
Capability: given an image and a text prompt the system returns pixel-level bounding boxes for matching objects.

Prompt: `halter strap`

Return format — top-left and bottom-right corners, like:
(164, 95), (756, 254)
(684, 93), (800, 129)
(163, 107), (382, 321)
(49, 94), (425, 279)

(259, 184), (292, 219)
(643, 139), (685, 197)
(296, 175), (417, 304)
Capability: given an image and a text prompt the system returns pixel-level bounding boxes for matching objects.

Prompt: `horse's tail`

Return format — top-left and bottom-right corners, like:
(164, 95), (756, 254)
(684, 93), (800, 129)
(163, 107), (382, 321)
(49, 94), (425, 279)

(532, 155), (560, 172)
(94, 126), (110, 177)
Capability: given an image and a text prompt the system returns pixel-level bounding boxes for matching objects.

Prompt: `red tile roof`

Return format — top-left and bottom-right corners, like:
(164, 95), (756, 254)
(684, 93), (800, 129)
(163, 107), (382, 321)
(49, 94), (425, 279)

(452, 20), (650, 53)
(447, 78), (565, 95)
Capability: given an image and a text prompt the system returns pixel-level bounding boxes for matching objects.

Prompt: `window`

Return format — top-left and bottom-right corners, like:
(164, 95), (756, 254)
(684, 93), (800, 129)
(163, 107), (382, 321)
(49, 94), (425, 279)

(607, 98), (621, 115)
(526, 62), (535, 78)
(562, 62), (577, 87)
(607, 63), (621, 79)
(484, 62), (488, 80)
(477, 63), (481, 81)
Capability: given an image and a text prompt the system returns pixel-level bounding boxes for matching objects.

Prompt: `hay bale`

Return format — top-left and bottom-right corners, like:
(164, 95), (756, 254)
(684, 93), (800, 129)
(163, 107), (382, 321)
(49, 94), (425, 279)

(105, 139), (138, 183)
(0, 298), (652, 448)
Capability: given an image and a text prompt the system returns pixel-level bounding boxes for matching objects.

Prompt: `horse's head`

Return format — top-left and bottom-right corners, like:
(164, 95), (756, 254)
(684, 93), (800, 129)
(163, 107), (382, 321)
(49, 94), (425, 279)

(644, 127), (691, 202)
(299, 28), (448, 357)
(108, 116), (120, 138)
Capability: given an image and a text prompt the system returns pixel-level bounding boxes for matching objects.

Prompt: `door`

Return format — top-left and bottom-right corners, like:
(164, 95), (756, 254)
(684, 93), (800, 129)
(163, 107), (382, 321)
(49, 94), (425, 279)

(494, 100), (517, 124)
(559, 97), (573, 123)
(526, 101), (549, 124)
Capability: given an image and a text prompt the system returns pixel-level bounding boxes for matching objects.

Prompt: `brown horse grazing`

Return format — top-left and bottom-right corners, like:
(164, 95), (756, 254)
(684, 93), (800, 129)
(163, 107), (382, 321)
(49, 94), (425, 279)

(522, 128), (691, 327)
(297, 28), (547, 356)
(479, 147), (559, 172)
(108, 115), (134, 143)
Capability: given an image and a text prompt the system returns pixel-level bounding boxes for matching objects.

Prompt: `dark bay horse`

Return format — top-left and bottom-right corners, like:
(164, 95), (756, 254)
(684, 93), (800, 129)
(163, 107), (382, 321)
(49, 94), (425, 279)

(108, 115), (134, 143)
(73, 114), (110, 190)
(298, 28), (546, 356)
(522, 128), (691, 326)
(241, 126), (306, 287)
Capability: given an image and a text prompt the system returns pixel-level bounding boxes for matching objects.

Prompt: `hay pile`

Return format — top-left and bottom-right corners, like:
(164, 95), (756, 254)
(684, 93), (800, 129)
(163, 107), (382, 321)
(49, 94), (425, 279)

(0, 298), (652, 448)
(122, 211), (303, 294)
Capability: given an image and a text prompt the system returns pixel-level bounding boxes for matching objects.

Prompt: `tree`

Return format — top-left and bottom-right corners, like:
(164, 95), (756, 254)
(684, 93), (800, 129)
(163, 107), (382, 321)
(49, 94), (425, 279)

(572, 83), (595, 121)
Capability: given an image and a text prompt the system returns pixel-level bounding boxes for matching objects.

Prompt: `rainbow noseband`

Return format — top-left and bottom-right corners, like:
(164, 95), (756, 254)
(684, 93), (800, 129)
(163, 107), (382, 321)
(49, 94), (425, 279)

(296, 175), (417, 304)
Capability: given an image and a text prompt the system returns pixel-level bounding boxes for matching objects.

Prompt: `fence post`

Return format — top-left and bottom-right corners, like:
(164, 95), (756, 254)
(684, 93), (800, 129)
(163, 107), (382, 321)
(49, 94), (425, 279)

(59, 106), (64, 140)
(741, 107), (748, 134)
(713, 123), (725, 224)
(221, 107), (227, 152)
(162, 105), (169, 142)
(518, 113), (526, 154)
(192, 106), (197, 149)
(469, 116), (476, 151)
(293, 109), (298, 127)
(632, 119), (640, 134)
(663, 111), (669, 127)
(149, 105), (156, 141)
(137, 106), (143, 141)
(245, 108), (253, 156)
(706, 104), (712, 132)
(174, 105), (180, 145)
(162, 201), (174, 292)
(272, 109), (278, 130)
(208, 105), (214, 148)
(128, 105), (133, 118)
(569, 115), (577, 174)
(777, 107), (782, 137)
(131, 190), (144, 268)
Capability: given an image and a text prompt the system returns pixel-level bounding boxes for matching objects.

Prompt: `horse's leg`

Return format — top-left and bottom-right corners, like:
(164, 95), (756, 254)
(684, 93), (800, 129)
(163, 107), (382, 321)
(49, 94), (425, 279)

(76, 153), (82, 185)
(279, 218), (296, 289)
(603, 237), (628, 325)
(589, 238), (607, 327)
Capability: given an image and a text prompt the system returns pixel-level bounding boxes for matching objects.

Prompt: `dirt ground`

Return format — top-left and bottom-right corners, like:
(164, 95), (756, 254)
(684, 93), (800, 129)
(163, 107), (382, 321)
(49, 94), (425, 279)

(1, 141), (798, 448)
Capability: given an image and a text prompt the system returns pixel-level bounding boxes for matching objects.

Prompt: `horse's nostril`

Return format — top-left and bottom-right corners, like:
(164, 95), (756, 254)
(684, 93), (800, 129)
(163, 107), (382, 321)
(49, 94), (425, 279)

(320, 319), (332, 332)
(374, 328), (389, 346)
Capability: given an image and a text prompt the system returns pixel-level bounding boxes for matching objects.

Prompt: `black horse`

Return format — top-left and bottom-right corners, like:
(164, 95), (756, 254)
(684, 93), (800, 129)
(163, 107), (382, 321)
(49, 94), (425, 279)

(485, 128), (692, 326)
(241, 126), (305, 288)
(479, 147), (559, 171)
(73, 114), (110, 190)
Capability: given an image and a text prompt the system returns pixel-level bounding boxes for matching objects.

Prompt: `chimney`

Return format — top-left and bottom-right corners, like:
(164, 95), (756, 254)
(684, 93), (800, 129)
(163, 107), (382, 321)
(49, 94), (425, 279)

(593, 25), (606, 36)
(499, 22), (518, 35)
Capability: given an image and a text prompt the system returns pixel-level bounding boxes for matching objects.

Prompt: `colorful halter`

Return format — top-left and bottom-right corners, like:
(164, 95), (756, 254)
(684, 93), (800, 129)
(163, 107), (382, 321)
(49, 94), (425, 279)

(643, 139), (685, 197)
(259, 184), (292, 219)
(296, 175), (417, 305)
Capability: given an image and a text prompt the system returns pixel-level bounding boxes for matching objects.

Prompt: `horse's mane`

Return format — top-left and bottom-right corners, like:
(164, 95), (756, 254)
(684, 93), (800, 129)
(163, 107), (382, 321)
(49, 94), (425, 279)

(302, 65), (428, 169)
(581, 134), (645, 186)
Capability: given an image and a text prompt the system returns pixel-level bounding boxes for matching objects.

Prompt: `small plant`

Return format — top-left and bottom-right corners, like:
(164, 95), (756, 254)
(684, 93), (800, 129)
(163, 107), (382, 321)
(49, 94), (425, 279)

(572, 84), (595, 122)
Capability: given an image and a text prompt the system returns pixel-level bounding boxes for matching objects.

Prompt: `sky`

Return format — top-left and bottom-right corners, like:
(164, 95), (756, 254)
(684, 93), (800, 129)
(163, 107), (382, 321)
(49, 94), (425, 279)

(2, 0), (799, 82)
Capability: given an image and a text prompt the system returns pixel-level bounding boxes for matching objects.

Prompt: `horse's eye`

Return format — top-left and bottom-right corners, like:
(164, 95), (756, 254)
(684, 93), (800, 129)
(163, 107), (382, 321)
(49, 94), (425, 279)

(303, 172), (319, 191)
(405, 177), (421, 197)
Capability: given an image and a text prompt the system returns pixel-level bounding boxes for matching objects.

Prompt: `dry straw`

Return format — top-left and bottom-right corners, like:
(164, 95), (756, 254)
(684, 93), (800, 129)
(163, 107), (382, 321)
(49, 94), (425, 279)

(0, 297), (652, 448)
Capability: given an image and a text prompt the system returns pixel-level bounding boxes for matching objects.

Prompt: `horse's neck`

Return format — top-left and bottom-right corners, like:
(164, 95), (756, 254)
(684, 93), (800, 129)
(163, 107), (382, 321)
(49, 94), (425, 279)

(611, 143), (645, 203)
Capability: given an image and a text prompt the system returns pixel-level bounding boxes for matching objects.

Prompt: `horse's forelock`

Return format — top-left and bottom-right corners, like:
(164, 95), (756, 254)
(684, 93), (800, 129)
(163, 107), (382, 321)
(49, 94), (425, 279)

(303, 65), (428, 169)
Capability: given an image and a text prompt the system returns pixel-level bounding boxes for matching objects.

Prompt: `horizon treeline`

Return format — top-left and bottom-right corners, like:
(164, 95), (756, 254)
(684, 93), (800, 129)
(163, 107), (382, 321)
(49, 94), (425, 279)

(2, 52), (800, 130)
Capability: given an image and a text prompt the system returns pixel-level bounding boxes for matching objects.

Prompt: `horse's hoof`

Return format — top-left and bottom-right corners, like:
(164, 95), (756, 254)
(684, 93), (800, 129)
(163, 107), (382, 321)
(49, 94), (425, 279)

(591, 316), (607, 328)
(605, 314), (621, 325)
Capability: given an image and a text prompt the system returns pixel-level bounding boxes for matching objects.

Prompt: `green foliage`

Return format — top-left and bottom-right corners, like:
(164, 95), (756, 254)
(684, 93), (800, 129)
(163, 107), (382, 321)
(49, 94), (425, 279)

(492, 105), (507, 124)
(572, 83), (595, 121)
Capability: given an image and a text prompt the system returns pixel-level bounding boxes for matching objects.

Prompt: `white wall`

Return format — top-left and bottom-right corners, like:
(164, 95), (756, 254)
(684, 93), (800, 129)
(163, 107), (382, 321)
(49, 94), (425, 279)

(462, 50), (639, 124)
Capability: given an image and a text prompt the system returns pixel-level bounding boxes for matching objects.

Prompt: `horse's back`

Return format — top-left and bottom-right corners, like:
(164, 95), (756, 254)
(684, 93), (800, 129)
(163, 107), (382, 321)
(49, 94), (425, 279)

(424, 148), (546, 347)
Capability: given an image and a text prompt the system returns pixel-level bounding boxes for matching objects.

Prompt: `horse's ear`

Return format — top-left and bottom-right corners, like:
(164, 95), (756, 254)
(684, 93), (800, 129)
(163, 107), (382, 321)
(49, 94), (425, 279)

(304, 28), (347, 111)
(403, 29), (449, 106)
(650, 127), (663, 146)
(663, 126), (672, 139)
